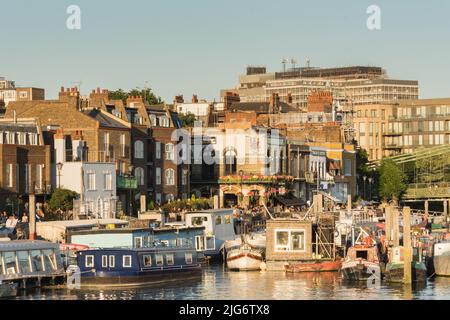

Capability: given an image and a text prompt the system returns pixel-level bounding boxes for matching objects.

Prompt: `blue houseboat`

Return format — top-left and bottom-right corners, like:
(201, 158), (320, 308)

(75, 245), (201, 287)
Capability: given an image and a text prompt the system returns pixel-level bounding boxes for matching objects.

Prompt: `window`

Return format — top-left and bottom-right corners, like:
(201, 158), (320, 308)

(123, 255), (132, 268)
(156, 168), (161, 185)
(3, 252), (17, 275)
(104, 133), (110, 156)
(182, 169), (188, 186)
(104, 172), (112, 190)
(102, 255), (108, 268)
(30, 250), (44, 272)
(156, 193), (162, 204)
(109, 255), (115, 268)
(344, 159), (352, 177)
(150, 114), (157, 126)
(224, 215), (231, 224)
(215, 216), (222, 225)
(275, 230), (306, 252)
(192, 216), (207, 226)
(159, 116), (170, 127)
(166, 254), (174, 266)
(5, 163), (13, 188)
(87, 172), (96, 190)
(143, 255), (152, 267)
(185, 253), (193, 264)
(134, 140), (144, 159)
(36, 164), (43, 190)
(156, 254), (164, 266)
(17, 251), (31, 274)
(120, 134), (126, 157)
(156, 142), (161, 159)
(165, 169), (175, 185)
(134, 237), (142, 248)
(195, 236), (205, 251)
(85, 255), (94, 268)
(165, 143), (174, 161)
(134, 167), (144, 186)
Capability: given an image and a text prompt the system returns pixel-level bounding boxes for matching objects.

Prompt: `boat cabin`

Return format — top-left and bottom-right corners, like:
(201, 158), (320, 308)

(265, 218), (336, 270)
(185, 209), (236, 256)
(345, 245), (380, 263)
(0, 240), (65, 287)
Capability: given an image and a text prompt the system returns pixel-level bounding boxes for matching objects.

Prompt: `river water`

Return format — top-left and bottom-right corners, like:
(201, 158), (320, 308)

(11, 265), (450, 300)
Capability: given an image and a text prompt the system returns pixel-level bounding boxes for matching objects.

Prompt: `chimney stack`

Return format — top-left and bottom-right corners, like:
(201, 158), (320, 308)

(192, 95), (198, 103)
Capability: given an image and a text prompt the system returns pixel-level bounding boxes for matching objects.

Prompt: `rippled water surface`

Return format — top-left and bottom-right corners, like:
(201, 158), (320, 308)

(11, 265), (450, 300)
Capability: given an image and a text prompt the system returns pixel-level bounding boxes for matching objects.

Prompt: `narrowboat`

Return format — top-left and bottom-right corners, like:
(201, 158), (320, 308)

(74, 245), (201, 287)
(385, 246), (427, 283)
(0, 240), (65, 289)
(433, 241), (450, 277)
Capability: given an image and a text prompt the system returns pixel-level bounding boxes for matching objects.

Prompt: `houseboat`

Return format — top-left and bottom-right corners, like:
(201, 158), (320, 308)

(74, 245), (201, 287)
(265, 217), (340, 272)
(185, 209), (236, 258)
(0, 281), (18, 298)
(340, 230), (383, 281)
(0, 240), (65, 289)
(385, 246), (427, 283)
(433, 241), (450, 277)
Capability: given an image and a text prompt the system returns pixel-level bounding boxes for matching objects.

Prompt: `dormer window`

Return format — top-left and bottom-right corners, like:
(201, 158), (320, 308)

(149, 114), (157, 127)
(159, 116), (170, 127)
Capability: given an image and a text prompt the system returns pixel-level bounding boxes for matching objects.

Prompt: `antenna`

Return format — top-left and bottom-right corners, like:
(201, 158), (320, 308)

(290, 58), (298, 70)
(281, 58), (288, 72)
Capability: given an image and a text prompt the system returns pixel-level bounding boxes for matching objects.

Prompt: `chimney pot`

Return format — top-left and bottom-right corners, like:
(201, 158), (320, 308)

(60, 86), (65, 93)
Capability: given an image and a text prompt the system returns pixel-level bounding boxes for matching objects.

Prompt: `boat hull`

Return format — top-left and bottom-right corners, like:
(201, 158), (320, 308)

(79, 265), (202, 288)
(433, 254), (450, 277)
(385, 262), (428, 282)
(340, 260), (381, 281)
(285, 260), (342, 273)
(0, 282), (18, 299)
(227, 250), (263, 271)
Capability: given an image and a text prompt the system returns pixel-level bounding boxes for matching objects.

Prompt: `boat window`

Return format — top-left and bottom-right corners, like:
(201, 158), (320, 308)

(31, 250), (44, 272)
(85, 255), (94, 268)
(123, 255), (132, 268)
(17, 251), (32, 274)
(275, 230), (306, 252)
(161, 240), (169, 247)
(195, 236), (205, 251)
(224, 215), (231, 224)
(356, 250), (368, 260)
(134, 237), (142, 249)
(3, 251), (17, 275)
(0, 253), (3, 275)
(43, 249), (58, 271)
(156, 254), (164, 266)
(192, 216), (207, 226)
(291, 232), (305, 251)
(215, 216), (222, 225)
(166, 254), (174, 265)
(102, 255), (108, 268)
(185, 253), (193, 264)
(109, 256), (115, 268)
(143, 255), (152, 267)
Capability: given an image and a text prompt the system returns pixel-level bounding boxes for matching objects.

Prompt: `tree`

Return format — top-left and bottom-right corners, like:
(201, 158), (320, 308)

(47, 189), (78, 214)
(179, 112), (197, 127)
(109, 87), (163, 106)
(379, 159), (407, 201)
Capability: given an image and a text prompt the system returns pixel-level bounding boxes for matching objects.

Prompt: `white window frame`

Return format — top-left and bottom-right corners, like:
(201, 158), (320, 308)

(166, 254), (174, 266)
(104, 172), (112, 191)
(156, 142), (161, 159)
(134, 167), (144, 186)
(274, 229), (306, 253)
(123, 255), (132, 268)
(185, 253), (193, 264)
(165, 169), (175, 186)
(155, 254), (164, 266)
(102, 255), (108, 268)
(165, 143), (174, 160)
(143, 255), (152, 267)
(85, 255), (94, 268)
(156, 168), (161, 185)
(134, 140), (144, 159)
(134, 237), (143, 248)
(87, 172), (96, 191)
(109, 255), (115, 268)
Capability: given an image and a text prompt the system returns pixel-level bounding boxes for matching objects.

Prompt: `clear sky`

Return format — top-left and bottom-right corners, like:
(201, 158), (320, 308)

(1, 0), (450, 101)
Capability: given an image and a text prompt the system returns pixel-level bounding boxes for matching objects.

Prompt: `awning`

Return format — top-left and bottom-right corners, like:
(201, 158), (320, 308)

(275, 196), (305, 207)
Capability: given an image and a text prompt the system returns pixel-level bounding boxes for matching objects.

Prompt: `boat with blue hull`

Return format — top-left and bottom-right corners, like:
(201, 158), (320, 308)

(75, 246), (201, 287)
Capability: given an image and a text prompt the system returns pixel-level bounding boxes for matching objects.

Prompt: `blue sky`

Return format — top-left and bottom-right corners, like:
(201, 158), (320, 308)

(1, 0), (450, 101)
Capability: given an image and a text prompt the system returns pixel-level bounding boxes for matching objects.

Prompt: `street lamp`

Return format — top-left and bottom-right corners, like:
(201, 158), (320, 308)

(368, 177), (373, 200)
(56, 162), (63, 189)
(363, 175), (367, 200)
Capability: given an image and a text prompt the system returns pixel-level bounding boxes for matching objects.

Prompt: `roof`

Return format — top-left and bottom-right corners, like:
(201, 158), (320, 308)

(37, 219), (129, 230)
(0, 122), (38, 133)
(230, 102), (297, 114)
(0, 240), (59, 252)
(82, 109), (129, 129)
(275, 196), (305, 207)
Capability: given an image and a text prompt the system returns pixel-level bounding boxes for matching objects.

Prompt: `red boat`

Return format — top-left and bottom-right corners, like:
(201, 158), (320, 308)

(285, 258), (342, 273)
(59, 243), (90, 251)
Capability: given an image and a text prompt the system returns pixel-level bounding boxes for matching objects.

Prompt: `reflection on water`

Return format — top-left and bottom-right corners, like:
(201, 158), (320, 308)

(11, 265), (450, 300)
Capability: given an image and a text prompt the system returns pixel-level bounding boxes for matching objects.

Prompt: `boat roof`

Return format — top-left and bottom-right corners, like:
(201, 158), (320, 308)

(38, 219), (129, 230)
(79, 246), (196, 253)
(0, 240), (59, 252)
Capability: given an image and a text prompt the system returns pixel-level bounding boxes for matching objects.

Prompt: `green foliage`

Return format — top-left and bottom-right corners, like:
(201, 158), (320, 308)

(179, 112), (197, 127)
(147, 200), (155, 211)
(47, 189), (78, 213)
(109, 87), (163, 106)
(379, 159), (407, 201)
(161, 198), (211, 213)
(191, 194), (197, 202)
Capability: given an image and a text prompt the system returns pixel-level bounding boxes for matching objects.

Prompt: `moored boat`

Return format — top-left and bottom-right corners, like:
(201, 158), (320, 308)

(226, 243), (264, 271)
(341, 245), (382, 281)
(285, 258), (342, 273)
(385, 246), (427, 283)
(74, 245), (201, 287)
(0, 281), (18, 299)
(433, 241), (450, 277)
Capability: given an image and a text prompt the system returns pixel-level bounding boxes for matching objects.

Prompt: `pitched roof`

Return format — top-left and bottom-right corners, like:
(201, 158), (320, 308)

(82, 109), (129, 129)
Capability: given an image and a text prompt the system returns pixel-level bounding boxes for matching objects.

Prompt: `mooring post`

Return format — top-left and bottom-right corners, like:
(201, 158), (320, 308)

(385, 205), (392, 243)
(403, 206), (412, 284)
(29, 193), (36, 240)
(393, 206), (400, 247)
(424, 200), (429, 217)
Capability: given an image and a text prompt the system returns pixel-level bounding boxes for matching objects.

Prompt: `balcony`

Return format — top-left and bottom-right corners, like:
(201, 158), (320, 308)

(117, 175), (138, 189)
(382, 130), (402, 136)
(66, 149), (116, 163)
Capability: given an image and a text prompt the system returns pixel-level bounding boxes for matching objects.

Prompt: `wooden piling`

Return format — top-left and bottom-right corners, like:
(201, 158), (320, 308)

(393, 206), (400, 247)
(403, 207), (412, 284)
(29, 193), (36, 240)
(386, 206), (392, 243)
(424, 200), (429, 216)
(347, 195), (352, 213)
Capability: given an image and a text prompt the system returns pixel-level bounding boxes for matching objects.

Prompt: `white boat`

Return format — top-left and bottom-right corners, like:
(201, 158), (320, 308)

(223, 232), (266, 251)
(434, 241), (450, 277)
(226, 243), (264, 271)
